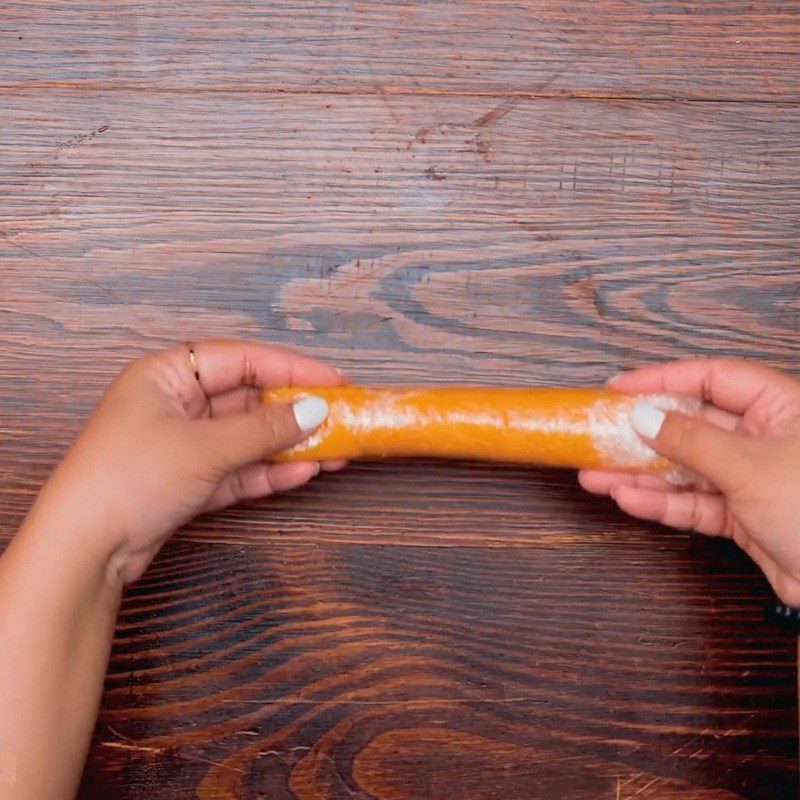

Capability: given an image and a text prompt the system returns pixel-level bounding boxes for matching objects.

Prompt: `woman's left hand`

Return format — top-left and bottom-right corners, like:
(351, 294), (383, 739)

(28, 339), (344, 584)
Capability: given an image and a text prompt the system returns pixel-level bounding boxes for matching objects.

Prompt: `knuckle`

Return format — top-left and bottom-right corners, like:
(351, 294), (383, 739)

(687, 494), (704, 530)
(664, 495), (691, 531)
(260, 407), (295, 449)
(715, 356), (746, 371)
(244, 387), (261, 413)
(116, 356), (148, 384)
(105, 357), (152, 401)
(665, 416), (698, 455)
(114, 353), (169, 396)
(241, 350), (259, 387)
(264, 413), (284, 443)
(230, 469), (247, 501)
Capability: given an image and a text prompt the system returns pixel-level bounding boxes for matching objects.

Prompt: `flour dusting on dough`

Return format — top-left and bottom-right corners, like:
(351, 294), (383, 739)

(588, 394), (701, 484)
(339, 399), (420, 431)
(283, 389), (701, 483)
(294, 396), (421, 455)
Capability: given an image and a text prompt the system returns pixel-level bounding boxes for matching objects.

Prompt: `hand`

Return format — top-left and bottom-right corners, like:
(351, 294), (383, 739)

(26, 339), (345, 584)
(579, 358), (800, 605)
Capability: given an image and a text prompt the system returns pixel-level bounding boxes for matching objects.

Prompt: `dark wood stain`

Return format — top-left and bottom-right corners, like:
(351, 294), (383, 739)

(0, 3), (798, 799)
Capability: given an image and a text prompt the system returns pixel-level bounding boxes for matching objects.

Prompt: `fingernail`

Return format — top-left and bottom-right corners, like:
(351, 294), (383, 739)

(630, 400), (665, 439)
(293, 395), (329, 431)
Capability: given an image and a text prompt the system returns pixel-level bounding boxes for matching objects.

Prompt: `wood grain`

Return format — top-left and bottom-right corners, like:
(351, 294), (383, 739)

(1, 93), (798, 379)
(2, 92), (799, 548)
(2, 2), (800, 101)
(77, 540), (796, 800)
(1, 1), (799, 798)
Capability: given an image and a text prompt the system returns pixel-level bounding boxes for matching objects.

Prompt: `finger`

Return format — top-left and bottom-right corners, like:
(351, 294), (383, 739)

(320, 459), (347, 472)
(611, 485), (734, 538)
(608, 358), (798, 415)
(191, 339), (345, 395)
(630, 401), (756, 493)
(701, 404), (740, 431)
(196, 394), (329, 473)
(208, 386), (347, 424)
(578, 469), (675, 495)
(579, 467), (718, 495)
(208, 386), (263, 418)
(204, 461), (320, 512)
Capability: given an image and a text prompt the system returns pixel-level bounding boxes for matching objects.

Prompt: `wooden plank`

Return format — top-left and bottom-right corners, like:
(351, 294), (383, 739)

(2, 2), (800, 101)
(1, 91), (799, 548)
(76, 539), (796, 799)
(1, 61), (798, 800)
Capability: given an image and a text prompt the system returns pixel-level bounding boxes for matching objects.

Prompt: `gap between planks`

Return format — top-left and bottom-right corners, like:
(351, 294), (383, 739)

(1, 82), (799, 106)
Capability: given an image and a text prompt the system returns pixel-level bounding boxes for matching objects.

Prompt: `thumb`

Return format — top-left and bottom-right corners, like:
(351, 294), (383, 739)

(197, 394), (329, 472)
(630, 400), (754, 492)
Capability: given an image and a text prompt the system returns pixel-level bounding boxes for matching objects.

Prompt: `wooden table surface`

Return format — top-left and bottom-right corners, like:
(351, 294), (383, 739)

(2, 2), (799, 798)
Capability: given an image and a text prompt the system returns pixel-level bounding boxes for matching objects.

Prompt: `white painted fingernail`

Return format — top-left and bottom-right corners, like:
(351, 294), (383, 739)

(631, 400), (665, 439)
(293, 395), (329, 431)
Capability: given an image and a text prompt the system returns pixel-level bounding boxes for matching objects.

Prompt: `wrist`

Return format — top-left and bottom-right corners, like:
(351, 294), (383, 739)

(24, 474), (167, 588)
(18, 493), (126, 595)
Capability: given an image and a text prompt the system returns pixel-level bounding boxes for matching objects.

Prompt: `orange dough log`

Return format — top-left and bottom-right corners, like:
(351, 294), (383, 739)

(264, 386), (697, 478)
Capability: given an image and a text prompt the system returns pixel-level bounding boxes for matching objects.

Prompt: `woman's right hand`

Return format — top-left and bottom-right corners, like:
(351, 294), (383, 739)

(23, 339), (346, 587)
(579, 358), (800, 605)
